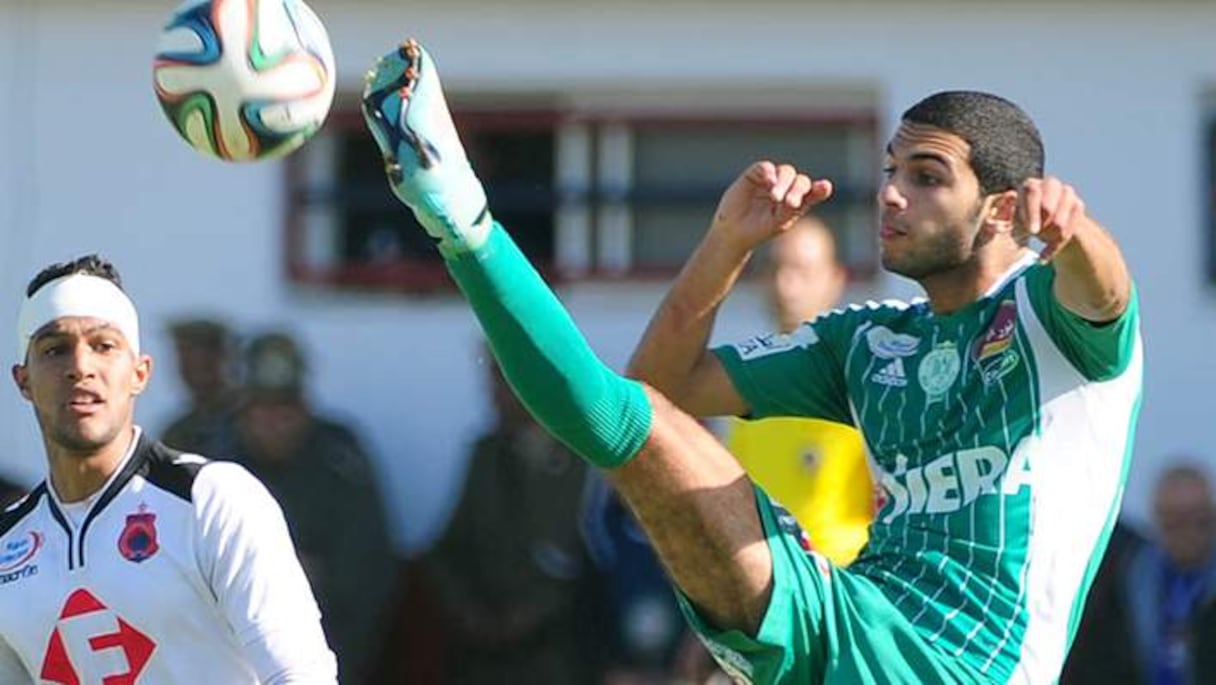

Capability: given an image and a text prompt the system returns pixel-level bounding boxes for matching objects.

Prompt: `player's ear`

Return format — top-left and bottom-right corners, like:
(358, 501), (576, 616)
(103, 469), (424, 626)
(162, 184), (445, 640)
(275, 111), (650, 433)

(984, 190), (1018, 235)
(131, 355), (153, 396)
(11, 364), (31, 401)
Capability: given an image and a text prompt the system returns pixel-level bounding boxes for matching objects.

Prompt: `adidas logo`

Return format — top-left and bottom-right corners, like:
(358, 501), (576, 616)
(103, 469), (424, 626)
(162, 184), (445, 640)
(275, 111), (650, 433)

(871, 358), (908, 387)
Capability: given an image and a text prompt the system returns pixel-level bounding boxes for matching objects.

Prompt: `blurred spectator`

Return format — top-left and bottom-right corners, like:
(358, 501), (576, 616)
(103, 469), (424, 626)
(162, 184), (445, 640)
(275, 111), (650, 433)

(1124, 463), (1216, 685)
(161, 317), (241, 457)
(1059, 519), (1145, 684)
(233, 331), (396, 685)
(726, 216), (873, 566)
(368, 557), (446, 685)
(1192, 581), (1216, 682)
(582, 473), (686, 684)
(421, 352), (596, 685)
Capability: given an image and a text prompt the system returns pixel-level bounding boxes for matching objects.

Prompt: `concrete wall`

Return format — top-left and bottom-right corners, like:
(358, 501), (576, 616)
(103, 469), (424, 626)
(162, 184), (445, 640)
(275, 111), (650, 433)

(1, 0), (1213, 551)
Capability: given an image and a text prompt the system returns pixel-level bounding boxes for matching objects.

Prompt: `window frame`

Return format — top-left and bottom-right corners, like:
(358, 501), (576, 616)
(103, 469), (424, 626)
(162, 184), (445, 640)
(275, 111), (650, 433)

(284, 99), (880, 292)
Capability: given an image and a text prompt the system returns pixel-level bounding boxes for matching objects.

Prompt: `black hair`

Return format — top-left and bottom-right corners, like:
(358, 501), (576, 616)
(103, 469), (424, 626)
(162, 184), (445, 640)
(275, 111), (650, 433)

(902, 90), (1044, 195)
(26, 254), (124, 298)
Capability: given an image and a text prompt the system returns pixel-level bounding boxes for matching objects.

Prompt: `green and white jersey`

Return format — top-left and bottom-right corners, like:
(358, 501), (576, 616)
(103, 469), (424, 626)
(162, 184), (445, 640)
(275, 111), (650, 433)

(714, 254), (1142, 684)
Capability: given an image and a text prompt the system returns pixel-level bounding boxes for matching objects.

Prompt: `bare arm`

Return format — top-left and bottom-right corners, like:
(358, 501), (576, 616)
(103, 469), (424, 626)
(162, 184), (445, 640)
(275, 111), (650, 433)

(1019, 177), (1131, 321)
(626, 162), (833, 416)
(1050, 218), (1131, 321)
(626, 230), (753, 417)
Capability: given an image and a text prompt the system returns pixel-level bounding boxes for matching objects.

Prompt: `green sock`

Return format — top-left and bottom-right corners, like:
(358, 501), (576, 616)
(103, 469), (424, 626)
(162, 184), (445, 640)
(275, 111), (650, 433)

(445, 222), (653, 469)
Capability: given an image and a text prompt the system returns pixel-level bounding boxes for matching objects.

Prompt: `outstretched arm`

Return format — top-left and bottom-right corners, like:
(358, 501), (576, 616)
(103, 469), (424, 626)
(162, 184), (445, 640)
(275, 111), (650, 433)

(626, 162), (833, 417)
(1019, 177), (1131, 321)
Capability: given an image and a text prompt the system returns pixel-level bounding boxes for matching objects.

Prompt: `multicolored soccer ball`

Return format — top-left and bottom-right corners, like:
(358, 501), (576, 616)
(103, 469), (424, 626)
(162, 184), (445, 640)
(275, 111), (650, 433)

(152, 0), (336, 162)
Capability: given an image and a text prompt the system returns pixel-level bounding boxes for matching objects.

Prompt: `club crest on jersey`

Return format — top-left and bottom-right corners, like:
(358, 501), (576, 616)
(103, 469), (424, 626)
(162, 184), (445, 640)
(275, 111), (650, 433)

(118, 505), (160, 563)
(918, 341), (960, 402)
(0, 531), (42, 585)
(973, 301), (1021, 385)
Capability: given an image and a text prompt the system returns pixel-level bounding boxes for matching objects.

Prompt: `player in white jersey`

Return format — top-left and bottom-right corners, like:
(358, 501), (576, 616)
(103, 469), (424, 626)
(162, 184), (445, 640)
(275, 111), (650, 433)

(2, 255), (336, 683)
(359, 39), (1139, 684)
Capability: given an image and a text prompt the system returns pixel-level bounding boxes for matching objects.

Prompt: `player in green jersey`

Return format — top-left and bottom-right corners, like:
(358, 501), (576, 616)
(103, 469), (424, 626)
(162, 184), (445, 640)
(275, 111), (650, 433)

(361, 39), (1140, 684)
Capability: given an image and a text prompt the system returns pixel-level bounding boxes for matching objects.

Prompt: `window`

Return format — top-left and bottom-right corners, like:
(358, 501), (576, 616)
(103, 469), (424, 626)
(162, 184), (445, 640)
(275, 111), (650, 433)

(286, 90), (880, 292)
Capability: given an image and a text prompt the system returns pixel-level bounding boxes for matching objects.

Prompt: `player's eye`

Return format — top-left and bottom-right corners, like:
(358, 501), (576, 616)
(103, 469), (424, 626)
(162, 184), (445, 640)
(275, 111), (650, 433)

(42, 344), (66, 357)
(93, 340), (119, 354)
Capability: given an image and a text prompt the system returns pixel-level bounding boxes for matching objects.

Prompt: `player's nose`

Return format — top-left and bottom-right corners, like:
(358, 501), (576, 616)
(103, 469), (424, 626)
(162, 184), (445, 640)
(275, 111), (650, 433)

(877, 180), (906, 210)
(63, 343), (98, 381)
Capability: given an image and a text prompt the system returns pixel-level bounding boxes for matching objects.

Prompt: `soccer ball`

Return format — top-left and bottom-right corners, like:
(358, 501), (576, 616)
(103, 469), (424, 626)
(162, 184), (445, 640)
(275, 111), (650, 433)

(152, 0), (336, 162)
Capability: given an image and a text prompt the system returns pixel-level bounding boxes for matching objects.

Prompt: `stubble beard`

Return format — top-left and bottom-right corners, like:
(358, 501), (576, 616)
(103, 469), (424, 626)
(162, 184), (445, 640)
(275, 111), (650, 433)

(880, 200), (985, 281)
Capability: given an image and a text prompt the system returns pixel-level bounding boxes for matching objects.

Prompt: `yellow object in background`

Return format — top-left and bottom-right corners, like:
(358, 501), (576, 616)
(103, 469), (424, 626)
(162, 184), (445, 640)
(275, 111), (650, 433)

(728, 417), (874, 566)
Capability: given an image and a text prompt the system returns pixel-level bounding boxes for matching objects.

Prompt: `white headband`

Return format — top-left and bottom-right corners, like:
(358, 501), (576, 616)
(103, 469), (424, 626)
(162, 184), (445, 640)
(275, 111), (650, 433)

(15, 273), (140, 362)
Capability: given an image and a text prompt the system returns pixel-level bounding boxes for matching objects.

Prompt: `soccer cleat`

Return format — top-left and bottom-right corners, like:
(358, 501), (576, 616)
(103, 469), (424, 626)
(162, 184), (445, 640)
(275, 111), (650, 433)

(361, 39), (491, 252)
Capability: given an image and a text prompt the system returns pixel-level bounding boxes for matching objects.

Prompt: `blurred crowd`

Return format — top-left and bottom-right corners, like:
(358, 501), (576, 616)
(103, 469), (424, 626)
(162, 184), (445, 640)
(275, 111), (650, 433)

(1, 217), (1211, 685)
(1061, 463), (1216, 685)
(136, 316), (715, 685)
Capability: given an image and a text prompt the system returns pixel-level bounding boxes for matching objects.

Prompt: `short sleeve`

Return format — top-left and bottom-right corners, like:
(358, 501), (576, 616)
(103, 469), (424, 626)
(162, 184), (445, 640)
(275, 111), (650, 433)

(712, 311), (855, 424)
(193, 462), (338, 684)
(1023, 265), (1140, 381)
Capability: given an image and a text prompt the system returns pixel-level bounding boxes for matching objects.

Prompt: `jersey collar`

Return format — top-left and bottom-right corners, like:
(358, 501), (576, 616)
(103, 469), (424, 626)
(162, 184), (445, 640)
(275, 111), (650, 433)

(46, 426), (145, 513)
(982, 250), (1039, 299)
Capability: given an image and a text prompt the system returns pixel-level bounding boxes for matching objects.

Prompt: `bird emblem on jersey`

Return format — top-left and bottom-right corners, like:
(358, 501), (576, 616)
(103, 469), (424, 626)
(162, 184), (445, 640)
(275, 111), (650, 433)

(118, 504), (160, 563)
(865, 325), (920, 359)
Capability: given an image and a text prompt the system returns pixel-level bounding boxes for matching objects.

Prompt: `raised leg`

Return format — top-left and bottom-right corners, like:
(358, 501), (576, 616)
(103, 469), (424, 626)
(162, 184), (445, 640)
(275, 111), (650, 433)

(361, 39), (773, 635)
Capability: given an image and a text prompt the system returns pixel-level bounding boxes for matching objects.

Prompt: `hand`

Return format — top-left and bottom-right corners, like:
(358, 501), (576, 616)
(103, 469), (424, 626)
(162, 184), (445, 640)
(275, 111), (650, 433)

(710, 161), (833, 251)
(1016, 176), (1088, 263)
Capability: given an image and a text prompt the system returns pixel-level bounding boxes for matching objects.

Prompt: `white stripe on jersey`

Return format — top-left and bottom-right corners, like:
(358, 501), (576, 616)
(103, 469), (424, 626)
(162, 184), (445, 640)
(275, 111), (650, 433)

(1003, 280), (1143, 683)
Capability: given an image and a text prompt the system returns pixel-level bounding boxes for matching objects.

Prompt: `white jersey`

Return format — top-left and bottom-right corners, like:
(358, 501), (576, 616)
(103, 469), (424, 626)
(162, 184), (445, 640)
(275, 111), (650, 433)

(0, 428), (337, 684)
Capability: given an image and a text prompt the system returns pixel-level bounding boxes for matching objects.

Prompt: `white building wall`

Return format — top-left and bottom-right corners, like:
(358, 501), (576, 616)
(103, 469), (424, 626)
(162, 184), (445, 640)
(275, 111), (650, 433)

(0, 0), (1213, 551)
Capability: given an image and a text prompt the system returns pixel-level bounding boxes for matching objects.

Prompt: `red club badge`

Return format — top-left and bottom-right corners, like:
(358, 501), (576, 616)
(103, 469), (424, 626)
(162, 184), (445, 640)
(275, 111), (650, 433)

(118, 505), (159, 563)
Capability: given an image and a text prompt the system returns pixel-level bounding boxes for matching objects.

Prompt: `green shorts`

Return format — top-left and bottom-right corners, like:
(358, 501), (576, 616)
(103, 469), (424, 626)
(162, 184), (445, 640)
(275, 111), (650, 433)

(676, 487), (989, 685)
